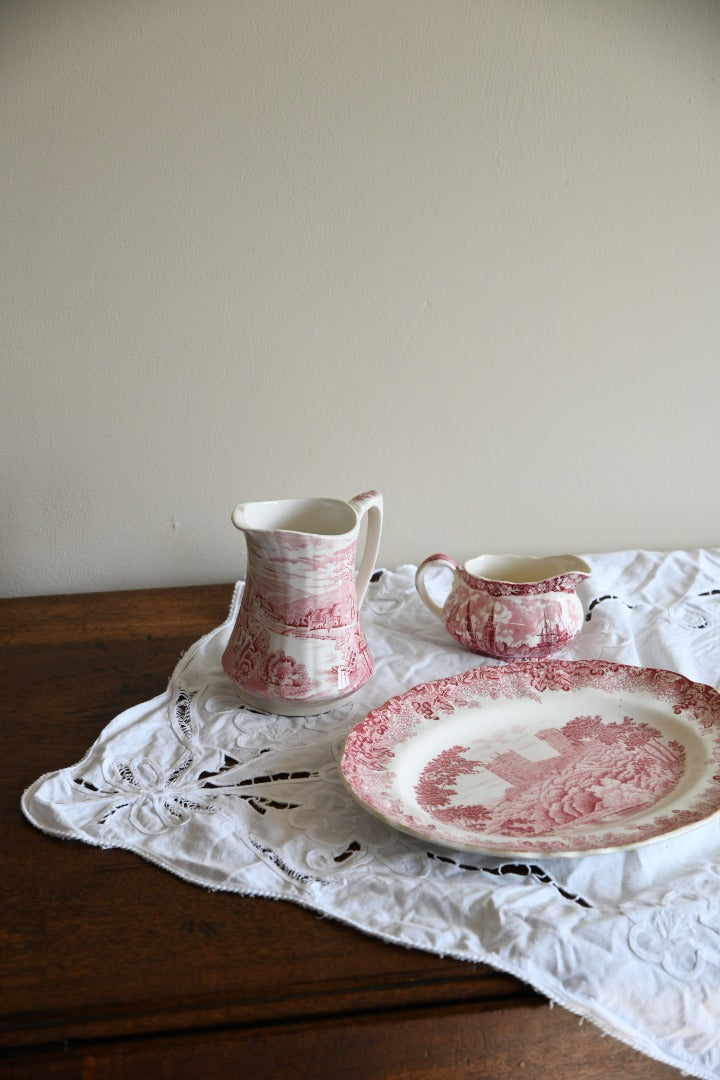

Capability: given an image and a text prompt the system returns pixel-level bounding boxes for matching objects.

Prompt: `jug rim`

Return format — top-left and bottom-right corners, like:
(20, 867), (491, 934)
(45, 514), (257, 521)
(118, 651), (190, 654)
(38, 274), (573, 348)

(231, 497), (359, 538)
(463, 553), (591, 585)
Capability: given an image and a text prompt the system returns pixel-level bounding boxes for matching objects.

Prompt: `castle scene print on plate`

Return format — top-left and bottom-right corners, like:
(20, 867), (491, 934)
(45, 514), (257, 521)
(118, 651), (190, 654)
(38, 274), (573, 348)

(414, 712), (685, 839)
(340, 660), (720, 857)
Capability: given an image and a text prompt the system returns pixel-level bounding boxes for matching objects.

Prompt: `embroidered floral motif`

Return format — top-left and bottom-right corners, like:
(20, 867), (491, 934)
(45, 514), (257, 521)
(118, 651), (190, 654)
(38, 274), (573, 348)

(288, 789), (373, 846)
(625, 891), (720, 979)
(72, 690), (222, 834)
(99, 754), (219, 834)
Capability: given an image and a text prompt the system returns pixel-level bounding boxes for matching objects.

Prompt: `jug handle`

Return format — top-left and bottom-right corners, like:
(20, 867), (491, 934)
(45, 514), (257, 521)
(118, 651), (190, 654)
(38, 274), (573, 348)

(349, 491), (384, 607)
(415, 554), (458, 619)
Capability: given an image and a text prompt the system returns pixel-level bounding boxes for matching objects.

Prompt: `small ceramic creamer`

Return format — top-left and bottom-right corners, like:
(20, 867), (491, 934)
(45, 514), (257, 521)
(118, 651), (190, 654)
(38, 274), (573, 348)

(222, 491), (383, 715)
(415, 553), (591, 660)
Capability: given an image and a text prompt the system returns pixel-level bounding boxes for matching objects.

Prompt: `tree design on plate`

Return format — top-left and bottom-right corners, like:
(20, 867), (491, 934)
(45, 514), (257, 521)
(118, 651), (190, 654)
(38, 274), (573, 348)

(415, 714), (686, 840)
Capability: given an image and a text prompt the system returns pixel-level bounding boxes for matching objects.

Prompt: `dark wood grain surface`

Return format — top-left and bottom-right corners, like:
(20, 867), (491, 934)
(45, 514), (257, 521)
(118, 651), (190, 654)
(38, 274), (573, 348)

(1, 585), (679, 1077)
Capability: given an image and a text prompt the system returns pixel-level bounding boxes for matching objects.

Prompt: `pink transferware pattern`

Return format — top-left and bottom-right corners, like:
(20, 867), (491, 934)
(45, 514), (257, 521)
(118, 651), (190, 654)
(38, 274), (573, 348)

(414, 553), (591, 660)
(341, 659), (720, 857)
(222, 491), (383, 715)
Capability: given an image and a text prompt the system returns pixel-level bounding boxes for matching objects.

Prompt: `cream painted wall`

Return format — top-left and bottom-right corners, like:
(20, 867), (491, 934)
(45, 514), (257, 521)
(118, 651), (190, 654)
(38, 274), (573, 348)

(2, 0), (719, 597)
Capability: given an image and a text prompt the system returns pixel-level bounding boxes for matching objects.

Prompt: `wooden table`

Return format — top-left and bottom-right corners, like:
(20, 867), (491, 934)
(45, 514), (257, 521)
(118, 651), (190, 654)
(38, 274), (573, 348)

(1, 585), (680, 1078)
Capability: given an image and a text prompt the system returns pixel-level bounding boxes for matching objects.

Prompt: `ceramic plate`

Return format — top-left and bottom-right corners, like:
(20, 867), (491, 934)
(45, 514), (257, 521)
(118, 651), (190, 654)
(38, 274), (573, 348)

(340, 660), (720, 858)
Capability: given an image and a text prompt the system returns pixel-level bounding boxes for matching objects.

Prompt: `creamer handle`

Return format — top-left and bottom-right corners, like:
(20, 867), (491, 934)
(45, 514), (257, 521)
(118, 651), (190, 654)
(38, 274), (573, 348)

(349, 491), (384, 607)
(415, 554), (458, 620)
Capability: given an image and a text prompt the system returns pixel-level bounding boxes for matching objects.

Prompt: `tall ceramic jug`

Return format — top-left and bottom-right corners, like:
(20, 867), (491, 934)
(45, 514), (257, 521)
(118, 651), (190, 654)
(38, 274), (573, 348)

(222, 491), (383, 715)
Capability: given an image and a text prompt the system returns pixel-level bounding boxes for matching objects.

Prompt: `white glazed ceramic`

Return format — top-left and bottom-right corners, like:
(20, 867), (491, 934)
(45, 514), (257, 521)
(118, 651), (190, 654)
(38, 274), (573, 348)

(341, 660), (720, 858)
(415, 553), (591, 660)
(222, 491), (383, 715)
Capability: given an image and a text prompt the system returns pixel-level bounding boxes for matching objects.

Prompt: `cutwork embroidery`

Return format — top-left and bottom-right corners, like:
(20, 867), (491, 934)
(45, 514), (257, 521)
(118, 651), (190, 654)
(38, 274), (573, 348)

(586, 588), (720, 628)
(248, 836), (327, 887)
(76, 753), (220, 834)
(585, 595), (637, 622)
(427, 852), (592, 908)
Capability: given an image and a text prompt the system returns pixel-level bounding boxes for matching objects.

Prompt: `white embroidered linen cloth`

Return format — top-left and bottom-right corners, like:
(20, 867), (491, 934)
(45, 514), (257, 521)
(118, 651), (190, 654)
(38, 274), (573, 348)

(22, 549), (720, 1078)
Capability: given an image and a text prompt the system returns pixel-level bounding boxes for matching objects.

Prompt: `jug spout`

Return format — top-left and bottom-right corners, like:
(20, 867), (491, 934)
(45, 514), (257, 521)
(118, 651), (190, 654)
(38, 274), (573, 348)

(230, 497), (360, 538)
